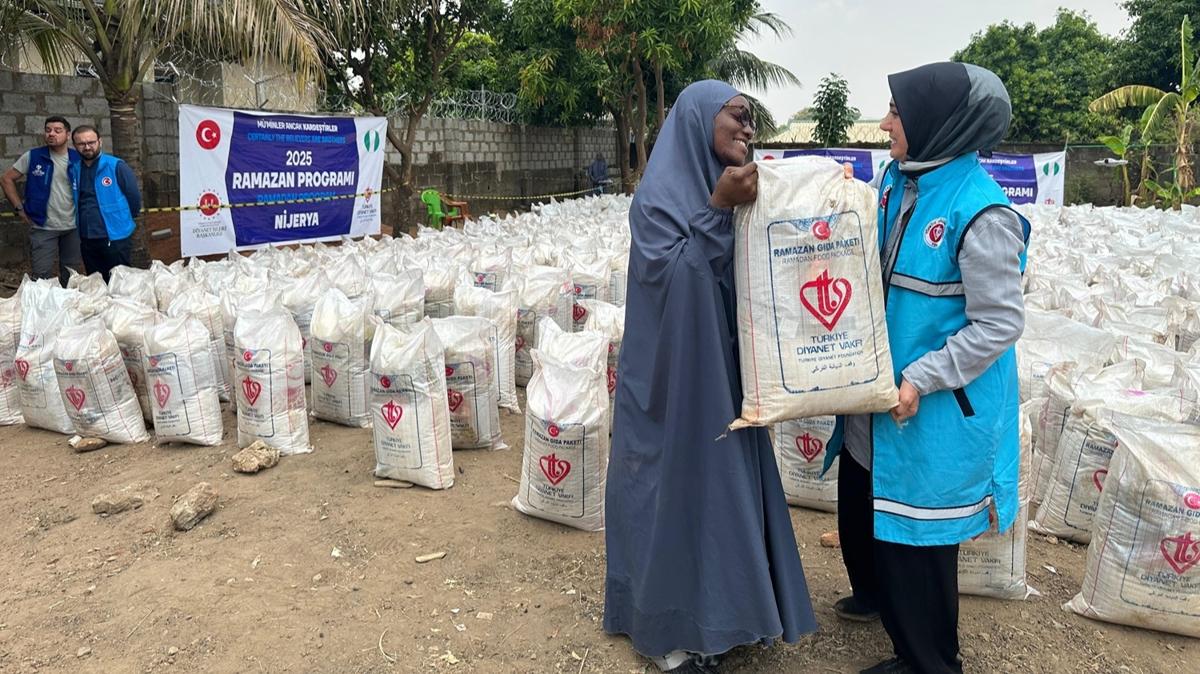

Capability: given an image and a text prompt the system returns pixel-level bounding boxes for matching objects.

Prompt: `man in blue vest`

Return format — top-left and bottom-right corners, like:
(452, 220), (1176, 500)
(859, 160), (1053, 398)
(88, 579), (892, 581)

(69, 125), (141, 283)
(1, 116), (84, 286)
(829, 63), (1029, 674)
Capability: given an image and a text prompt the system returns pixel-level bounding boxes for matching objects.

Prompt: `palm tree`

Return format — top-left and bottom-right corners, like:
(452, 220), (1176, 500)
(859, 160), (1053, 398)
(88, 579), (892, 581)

(1090, 15), (1200, 199)
(709, 11), (801, 139)
(2, 0), (349, 261)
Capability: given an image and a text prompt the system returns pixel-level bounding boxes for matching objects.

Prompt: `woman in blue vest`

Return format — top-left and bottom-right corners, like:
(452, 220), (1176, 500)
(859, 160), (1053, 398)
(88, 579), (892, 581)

(829, 63), (1029, 674)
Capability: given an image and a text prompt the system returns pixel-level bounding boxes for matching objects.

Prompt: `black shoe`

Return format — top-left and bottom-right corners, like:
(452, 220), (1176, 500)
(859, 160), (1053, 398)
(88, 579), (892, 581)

(834, 595), (880, 622)
(859, 657), (915, 674)
(663, 659), (718, 674)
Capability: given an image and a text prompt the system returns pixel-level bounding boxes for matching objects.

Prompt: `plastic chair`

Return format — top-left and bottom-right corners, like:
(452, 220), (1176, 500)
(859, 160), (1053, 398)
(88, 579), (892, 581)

(420, 189), (469, 229)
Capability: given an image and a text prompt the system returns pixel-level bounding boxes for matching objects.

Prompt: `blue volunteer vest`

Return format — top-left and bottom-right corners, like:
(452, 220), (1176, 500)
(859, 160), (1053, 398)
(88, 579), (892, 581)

(22, 146), (80, 227)
(69, 153), (136, 241)
(825, 152), (1030, 546)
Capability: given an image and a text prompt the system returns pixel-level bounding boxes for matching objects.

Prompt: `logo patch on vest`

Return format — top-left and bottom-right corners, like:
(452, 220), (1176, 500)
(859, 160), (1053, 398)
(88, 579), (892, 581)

(923, 218), (947, 248)
(101, 176), (113, 187)
(879, 185), (891, 210)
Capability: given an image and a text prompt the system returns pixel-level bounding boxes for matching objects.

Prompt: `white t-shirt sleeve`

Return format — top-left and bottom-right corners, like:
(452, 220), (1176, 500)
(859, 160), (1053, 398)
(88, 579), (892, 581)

(11, 151), (31, 175)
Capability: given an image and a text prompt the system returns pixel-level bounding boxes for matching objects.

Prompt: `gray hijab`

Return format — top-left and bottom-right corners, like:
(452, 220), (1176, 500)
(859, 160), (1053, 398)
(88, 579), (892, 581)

(888, 62), (1012, 171)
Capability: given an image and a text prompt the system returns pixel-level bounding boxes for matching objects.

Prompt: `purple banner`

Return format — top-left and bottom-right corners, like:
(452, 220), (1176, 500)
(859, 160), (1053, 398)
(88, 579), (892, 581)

(979, 153), (1038, 205)
(226, 112), (360, 247)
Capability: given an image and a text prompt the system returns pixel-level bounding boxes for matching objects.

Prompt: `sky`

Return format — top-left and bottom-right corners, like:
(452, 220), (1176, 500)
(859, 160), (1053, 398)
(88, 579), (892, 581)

(738, 0), (1134, 124)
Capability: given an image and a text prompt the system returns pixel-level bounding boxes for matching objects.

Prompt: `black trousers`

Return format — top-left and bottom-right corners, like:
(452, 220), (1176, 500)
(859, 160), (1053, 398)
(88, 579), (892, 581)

(80, 237), (132, 284)
(839, 452), (963, 674)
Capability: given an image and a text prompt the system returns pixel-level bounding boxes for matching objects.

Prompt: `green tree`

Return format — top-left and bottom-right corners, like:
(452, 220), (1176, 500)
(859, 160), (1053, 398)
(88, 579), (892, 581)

(1091, 15), (1200, 207)
(811, 74), (859, 147)
(503, 0), (607, 127)
(4, 0), (341, 262)
(322, 0), (505, 189)
(1115, 0), (1200, 94)
(953, 9), (1120, 143)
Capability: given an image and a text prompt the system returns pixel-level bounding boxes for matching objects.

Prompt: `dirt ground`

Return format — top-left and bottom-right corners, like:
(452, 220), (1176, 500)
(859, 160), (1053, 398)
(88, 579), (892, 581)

(0, 390), (1193, 674)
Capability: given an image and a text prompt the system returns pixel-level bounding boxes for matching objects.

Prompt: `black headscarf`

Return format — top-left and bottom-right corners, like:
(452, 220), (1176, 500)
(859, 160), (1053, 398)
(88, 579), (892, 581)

(888, 62), (1012, 169)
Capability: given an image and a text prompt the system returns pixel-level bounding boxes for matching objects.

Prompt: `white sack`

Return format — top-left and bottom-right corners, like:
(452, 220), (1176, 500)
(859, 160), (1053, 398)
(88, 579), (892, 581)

(454, 284), (520, 413)
(369, 319), (454, 489)
(103, 298), (159, 420)
(431, 316), (504, 450)
(234, 307), (309, 454)
(515, 265), (573, 386)
(1065, 412), (1200, 638)
(512, 349), (609, 531)
(143, 315), (224, 446)
(0, 293), (23, 425)
(772, 416), (838, 512)
(16, 282), (80, 433)
(310, 288), (372, 427)
(53, 319), (149, 443)
(732, 157), (897, 427)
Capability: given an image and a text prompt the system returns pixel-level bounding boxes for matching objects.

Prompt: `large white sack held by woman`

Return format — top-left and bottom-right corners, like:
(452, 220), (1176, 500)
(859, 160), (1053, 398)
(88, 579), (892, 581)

(167, 286), (230, 401)
(369, 319), (454, 489)
(515, 265), (573, 386)
(371, 270), (425, 330)
(454, 284), (520, 414)
(1031, 388), (1190, 543)
(958, 400), (1038, 600)
(431, 316), (504, 450)
(0, 293), (24, 425)
(579, 299), (624, 425)
(731, 157), (897, 429)
(53, 319), (149, 444)
(772, 416), (839, 512)
(234, 306), (309, 455)
(512, 349), (609, 531)
(103, 297), (159, 421)
(1065, 412), (1200, 638)
(310, 288), (371, 428)
(142, 315), (224, 446)
(16, 282), (81, 434)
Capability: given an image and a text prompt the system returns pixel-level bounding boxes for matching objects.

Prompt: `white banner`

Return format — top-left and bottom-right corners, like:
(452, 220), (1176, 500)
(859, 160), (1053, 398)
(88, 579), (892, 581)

(179, 105), (386, 257)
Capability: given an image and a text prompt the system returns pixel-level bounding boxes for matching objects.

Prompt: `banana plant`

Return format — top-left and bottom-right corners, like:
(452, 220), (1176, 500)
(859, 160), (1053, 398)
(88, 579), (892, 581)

(1090, 15), (1200, 201)
(1097, 124), (1134, 206)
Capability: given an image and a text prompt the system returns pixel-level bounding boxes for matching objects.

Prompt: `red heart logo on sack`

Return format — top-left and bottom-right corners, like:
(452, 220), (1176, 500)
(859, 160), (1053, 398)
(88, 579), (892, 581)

(539, 453), (571, 486)
(795, 433), (824, 462)
(800, 270), (852, 331)
(607, 367), (617, 395)
(1092, 469), (1108, 492)
(381, 400), (404, 430)
(319, 364), (338, 388)
(64, 385), (86, 411)
(153, 380), (171, 408)
(515, 335), (525, 352)
(242, 376), (262, 406)
(447, 389), (464, 412)
(14, 358), (29, 381)
(573, 304), (586, 322)
(1159, 532), (1200, 575)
